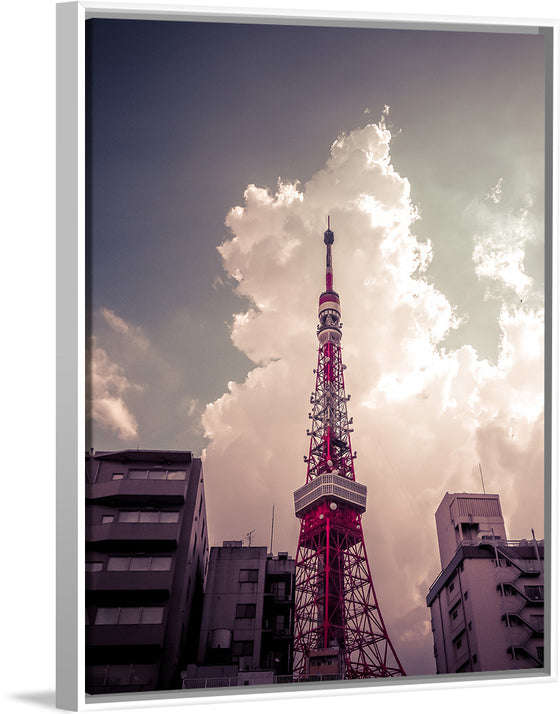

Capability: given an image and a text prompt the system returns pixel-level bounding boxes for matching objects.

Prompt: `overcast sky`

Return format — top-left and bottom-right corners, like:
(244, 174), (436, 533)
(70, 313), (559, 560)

(86, 17), (546, 676)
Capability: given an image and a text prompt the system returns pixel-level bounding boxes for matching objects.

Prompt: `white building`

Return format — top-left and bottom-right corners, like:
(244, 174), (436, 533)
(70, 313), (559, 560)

(426, 492), (544, 674)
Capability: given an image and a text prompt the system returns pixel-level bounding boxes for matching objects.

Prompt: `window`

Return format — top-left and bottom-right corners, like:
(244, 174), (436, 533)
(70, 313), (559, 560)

(129, 469), (148, 480)
(101, 515), (114, 524)
(141, 606), (165, 624)
(95, 607), (119, 625)
(455, 638), (462, 650)
(448, 582), (455, 593)
(128, 469), (186, 481)
(117, 510), (179, 524)
(524, 585), (544, 601)
(119, 511), (139, 523)
(275, 614), (287, 634)
(151, 556), (173, 571)
(468, 621), (472, 631)
(472, 654), (478, 665)
(107, 555), (172, 572)
(239, 569), (259, 583)
(451, 607), (459, 621)
(147, 470), (166, 480)
(139, 511), (159, 523)
(464, 591), (469, 600)
(167, 470), (186, 480)
(236, 603), (256, 619)
(107, 557), (130, 571)
(112, 472), (124, 480)
(86, 664), (155, 687)
(119, 607), (142, 624)
(270, 580), (287, 599)
(129, 556), (151, 570)
(232, 640), (254, 656)
(159, 511), (179, 523)
(94, 606), (164, 625)
(85, 562), (103, 572)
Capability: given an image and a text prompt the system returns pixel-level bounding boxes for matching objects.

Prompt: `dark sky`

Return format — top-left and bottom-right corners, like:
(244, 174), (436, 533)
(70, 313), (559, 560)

(87, 19), (545, 456)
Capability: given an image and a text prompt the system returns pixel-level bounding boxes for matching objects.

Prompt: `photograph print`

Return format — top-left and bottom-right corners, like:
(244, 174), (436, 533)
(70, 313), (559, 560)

(84, 13), (549, 697)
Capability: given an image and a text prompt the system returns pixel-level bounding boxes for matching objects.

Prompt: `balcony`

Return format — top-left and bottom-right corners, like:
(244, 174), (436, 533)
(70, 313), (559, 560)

(87, 522), (179, 547)
(86, 479), (186, 505)
(427, 539), (544, 604)
(498, 582), (544, 606)
(86, 569), (173, 593)
(86, 623), (165, 648)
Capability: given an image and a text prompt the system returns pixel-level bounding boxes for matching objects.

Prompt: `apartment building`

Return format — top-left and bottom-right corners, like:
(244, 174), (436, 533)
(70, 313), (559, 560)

(85, 449), (209, 694)
(182, 542), (295, 688)
(426, 492), (544, 674)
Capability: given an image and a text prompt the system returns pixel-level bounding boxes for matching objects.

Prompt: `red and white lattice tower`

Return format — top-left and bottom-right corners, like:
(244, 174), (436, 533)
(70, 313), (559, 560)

(292, 222), (405, 680)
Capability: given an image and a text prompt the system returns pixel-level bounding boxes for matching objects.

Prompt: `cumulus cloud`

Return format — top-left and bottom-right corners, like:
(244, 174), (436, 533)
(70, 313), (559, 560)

(473, 188), (536, 300)
(485, 177), (503, 204)
(201, 117), (544, 675)
(88, 337), (143, 441)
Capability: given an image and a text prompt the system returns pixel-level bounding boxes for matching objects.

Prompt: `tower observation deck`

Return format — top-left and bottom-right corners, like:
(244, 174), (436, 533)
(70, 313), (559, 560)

(292, 222), (405, 679)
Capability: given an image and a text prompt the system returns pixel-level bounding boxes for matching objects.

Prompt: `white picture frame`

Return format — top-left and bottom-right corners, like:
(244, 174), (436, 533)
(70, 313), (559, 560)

(52, 1), (558, 712)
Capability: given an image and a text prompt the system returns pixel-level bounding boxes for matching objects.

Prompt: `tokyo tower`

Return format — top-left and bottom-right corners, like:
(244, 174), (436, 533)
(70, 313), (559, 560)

(292, 222), (406, 680)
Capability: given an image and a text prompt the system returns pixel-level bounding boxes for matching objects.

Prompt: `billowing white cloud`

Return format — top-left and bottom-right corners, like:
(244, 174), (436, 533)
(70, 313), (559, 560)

(201, 118), (544, 676)
(485, 177), (503, 204)
(88, 338), (142, 441)
(473, 190), (536, 300)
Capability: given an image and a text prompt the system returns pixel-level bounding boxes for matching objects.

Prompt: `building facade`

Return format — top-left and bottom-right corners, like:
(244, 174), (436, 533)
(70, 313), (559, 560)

(427, 492), (544, 674)
(85, 449), (209, 694)
(182, 542), (295, 688)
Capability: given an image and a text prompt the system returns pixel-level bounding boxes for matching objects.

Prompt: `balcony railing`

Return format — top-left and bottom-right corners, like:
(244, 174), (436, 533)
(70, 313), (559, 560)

(86, 623), (165, 648)
(87, 522), (179, 545)
(428, 539), (543, 595)
(86, 479), (186, 504)
(182, 673), (345, 690)
(86, 569), (173, 592)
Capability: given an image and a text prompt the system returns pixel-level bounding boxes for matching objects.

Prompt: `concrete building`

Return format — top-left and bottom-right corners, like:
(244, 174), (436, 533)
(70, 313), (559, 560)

(426, 492), (544, 674)
(182, 542), (295, 688)
(85, 449), (209, 694)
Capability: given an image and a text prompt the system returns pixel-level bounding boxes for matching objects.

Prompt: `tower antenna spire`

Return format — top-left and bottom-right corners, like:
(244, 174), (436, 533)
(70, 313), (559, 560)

(292, 225), (405, 679)
(324, 218), (335, 292)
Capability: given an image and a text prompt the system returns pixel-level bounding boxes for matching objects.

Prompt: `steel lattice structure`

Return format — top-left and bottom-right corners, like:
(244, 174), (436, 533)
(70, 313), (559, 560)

(292, 223), (405, 680)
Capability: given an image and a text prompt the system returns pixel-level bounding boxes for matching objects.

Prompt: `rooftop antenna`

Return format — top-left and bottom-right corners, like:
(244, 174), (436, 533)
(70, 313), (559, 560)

(531, 528), (541, 564)
(246, 529), (255, 547)
(478, 463), (486, 494)
(270, 505), (275, 554)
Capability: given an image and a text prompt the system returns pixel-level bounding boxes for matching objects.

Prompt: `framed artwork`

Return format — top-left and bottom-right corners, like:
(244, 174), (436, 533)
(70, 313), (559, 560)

(56, 1), (557, 711)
